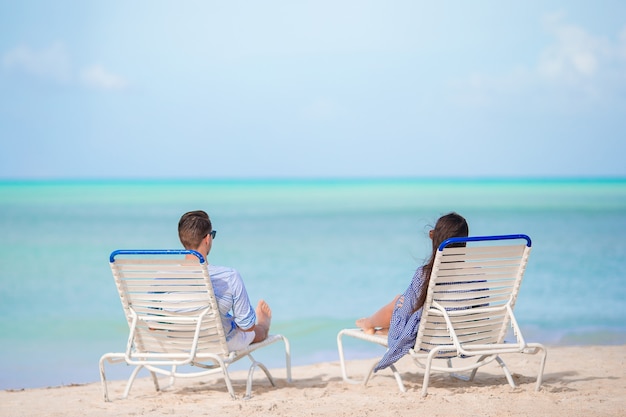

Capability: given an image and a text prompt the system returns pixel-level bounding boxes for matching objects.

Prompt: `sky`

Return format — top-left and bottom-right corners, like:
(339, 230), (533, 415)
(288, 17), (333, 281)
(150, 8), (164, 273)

(1, 1), (625, 179)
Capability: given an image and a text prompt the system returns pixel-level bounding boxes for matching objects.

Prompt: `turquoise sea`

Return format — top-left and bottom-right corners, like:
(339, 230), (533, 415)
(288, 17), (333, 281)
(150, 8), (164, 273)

(1, 178), (625, 390)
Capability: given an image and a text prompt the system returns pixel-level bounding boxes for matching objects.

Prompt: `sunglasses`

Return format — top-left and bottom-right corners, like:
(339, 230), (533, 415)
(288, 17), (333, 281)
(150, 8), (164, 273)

(206, 230), (217, 239)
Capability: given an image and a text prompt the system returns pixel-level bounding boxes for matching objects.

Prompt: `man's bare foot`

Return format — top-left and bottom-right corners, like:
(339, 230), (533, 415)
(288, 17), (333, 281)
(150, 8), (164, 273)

(252, 300), (272, 343)
(356, 317), (376, 335)
(256, 299), (272, 328)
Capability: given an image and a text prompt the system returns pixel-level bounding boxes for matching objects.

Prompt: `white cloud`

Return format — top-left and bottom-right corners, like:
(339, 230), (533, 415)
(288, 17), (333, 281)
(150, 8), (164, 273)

(80, 65), (128, 91)
(2, 42), (71, 83)
(449, 14), (626, 107)
(2, 42), (129, 91)
(538, 13), (610, 83)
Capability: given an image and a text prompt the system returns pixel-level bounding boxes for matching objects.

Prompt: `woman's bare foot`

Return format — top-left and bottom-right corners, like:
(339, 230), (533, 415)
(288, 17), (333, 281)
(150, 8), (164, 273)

(355, 295), (401, 334)
(252, 300), (272, 342)
(356, 317), (376, 334)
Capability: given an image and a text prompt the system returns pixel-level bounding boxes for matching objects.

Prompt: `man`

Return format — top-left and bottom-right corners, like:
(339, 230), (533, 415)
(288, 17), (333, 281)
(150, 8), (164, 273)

(178, 210), (272, 351)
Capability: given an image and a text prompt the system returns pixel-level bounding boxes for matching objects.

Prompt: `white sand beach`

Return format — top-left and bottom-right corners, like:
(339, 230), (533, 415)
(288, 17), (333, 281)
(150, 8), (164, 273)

(1, 345), (624, 417)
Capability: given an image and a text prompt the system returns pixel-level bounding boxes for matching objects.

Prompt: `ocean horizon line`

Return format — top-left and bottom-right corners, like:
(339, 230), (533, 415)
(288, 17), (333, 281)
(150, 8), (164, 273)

(1, 175), (625, 186)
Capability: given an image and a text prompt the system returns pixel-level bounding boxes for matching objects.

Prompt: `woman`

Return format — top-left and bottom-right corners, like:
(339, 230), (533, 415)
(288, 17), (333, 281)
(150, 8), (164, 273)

(356, 212), (469, 370)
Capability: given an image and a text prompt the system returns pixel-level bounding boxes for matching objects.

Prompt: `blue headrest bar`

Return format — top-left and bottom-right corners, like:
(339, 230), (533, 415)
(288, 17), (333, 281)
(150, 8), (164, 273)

(109, 249), (206, 263)
(438, 234), (532, 251)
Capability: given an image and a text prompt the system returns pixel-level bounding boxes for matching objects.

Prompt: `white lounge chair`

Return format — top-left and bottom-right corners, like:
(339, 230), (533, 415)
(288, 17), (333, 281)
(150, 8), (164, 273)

(337, 234), (547, 397)
(99, 249), (292, 401)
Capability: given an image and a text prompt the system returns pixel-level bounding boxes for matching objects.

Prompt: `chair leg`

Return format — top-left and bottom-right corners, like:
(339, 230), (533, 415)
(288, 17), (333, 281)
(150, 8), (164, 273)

(99, 354), (126, 402)
(336, 330), (353, 383)
(338, 330), (406, 392)
(448, 358), (471, 381)
(99, 356), (111, 402)
(244, 355), (276, 400)
(422, 355), (435, 397)
(421, 348), (446, 397)
(151, 370), (160, 392)
(123, 365), (145, 399)
(495, 356), (516, 388)
(467, 355), (490, 382)
(363, 360), (378, 387)
(168, 365), (176, 387)
(337, 330), (382, 386)
(280, 335), (293, 383)
(337, 330), (365, 384)
(389, 364), (407, 392)
(527, 343), (547, 391)
(211, 357), (237, 400)
(363, 361), (406, 392)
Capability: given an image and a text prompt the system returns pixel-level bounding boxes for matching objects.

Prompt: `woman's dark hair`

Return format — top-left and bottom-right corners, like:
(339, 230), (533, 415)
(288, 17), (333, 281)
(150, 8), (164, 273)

(416, 212), (469, 310)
